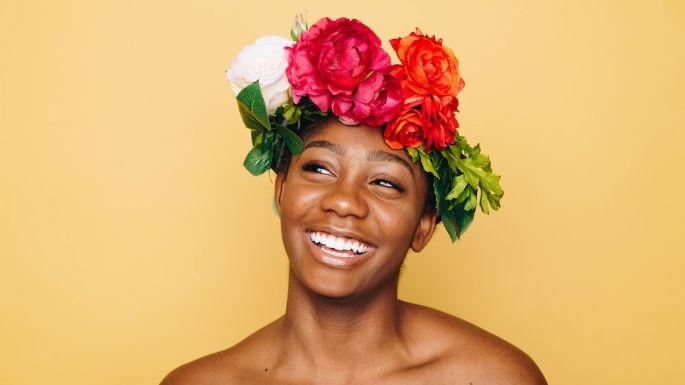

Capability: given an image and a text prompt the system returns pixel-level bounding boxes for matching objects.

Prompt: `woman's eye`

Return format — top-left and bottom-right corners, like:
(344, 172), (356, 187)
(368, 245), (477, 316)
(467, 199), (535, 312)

(373, 178), (405, 192)
(302, 162), (333, 176)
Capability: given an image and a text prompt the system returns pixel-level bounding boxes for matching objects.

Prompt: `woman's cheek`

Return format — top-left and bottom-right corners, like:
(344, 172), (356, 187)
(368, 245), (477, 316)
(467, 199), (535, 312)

(282, 181), (325, 213)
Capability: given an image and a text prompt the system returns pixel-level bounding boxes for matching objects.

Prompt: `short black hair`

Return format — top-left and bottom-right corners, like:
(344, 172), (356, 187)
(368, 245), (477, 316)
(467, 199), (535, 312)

(274, 115), (335, 174)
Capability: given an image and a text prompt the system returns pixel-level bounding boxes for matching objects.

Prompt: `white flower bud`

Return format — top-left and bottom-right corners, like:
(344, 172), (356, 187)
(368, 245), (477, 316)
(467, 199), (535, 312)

(291, 13), (308, 41)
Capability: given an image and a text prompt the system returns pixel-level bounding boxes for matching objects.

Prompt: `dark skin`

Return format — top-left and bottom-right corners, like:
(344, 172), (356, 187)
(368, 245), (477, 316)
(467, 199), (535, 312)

(161, 120), (547, 385)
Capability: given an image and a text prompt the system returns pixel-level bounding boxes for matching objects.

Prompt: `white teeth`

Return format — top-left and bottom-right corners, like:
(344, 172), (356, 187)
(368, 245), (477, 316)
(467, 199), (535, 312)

(307, 231), (370, 254)
(322, 256), (345, 266)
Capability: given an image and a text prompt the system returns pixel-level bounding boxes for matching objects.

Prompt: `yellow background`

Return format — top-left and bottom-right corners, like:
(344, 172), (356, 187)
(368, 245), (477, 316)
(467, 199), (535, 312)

(2, 0), (684, 384)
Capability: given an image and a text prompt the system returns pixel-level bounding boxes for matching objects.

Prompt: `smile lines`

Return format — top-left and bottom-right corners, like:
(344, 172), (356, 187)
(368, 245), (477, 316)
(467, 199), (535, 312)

(307, 231), (370, 256)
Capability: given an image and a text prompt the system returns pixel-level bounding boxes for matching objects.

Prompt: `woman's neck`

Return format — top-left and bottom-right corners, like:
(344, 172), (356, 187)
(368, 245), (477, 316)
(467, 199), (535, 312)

(274, 269), (409, 381)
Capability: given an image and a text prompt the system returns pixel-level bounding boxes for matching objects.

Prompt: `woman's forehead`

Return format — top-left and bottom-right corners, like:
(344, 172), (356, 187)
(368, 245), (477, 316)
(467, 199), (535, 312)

(305, 120), (411, 161)
(301, 120), (425, 179)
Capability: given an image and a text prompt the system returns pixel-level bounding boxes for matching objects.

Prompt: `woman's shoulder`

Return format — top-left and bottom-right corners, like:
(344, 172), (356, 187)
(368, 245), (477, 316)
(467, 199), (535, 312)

(159, 349), (239, 385)
(159, 320), (280, 385)
(401, 301), (547, 385)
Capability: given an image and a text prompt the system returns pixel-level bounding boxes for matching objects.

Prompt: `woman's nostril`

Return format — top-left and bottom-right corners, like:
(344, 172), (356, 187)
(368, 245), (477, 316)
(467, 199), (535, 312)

(321, 183), (369, 218)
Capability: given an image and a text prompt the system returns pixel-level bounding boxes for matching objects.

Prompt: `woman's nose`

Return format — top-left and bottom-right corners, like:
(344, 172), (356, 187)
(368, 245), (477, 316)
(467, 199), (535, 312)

(320, 177), (369, 218)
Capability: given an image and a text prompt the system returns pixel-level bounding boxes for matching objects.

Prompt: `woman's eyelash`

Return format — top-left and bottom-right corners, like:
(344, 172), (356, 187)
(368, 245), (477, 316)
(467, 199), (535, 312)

(302, 162), (404, 192)
(373, 178), (405, 192)
(302, 162), (333, 175)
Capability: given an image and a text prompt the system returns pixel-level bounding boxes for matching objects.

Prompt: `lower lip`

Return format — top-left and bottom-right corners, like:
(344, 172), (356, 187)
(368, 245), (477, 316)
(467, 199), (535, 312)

(303, 233), (373, 269)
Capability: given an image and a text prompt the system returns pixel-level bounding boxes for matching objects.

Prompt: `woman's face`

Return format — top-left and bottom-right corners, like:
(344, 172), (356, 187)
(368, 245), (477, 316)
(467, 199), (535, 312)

(275, 119), (437, 299)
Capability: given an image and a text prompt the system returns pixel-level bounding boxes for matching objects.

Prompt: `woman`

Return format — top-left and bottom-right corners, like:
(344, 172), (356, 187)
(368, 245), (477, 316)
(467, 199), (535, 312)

(162, 15), (546, 384)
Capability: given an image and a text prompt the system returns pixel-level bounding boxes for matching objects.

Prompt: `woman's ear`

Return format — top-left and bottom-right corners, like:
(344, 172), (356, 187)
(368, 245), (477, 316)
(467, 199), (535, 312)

(274, 171), (285, 215)
(411, 210), (438, 252)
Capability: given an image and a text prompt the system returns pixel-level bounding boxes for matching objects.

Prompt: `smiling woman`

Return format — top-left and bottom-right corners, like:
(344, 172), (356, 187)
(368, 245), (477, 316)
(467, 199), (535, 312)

(160, 14), (546, 385)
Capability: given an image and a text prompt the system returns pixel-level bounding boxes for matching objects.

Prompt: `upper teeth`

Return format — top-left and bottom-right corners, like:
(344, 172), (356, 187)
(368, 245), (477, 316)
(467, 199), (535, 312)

(308, 231), (369, 254)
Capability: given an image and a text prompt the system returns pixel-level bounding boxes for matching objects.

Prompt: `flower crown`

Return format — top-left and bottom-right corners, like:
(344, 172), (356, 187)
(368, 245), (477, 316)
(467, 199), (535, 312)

(226, 15), (503, 242)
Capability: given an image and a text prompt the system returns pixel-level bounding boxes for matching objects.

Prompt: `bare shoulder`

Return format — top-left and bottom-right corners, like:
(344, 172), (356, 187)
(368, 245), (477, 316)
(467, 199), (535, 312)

(402, 302), (547, 385)
(159, 348), (239, 385)
(159, 320), (281, 385)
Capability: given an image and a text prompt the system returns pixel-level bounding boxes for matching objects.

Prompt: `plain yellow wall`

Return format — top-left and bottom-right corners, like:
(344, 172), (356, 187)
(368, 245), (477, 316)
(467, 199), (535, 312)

(1, 0), (684, 384)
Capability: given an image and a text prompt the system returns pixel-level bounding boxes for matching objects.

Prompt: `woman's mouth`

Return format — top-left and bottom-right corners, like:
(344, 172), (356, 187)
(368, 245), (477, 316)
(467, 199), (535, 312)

(307, 230), (369, 255)
(305, 231), (374, 266)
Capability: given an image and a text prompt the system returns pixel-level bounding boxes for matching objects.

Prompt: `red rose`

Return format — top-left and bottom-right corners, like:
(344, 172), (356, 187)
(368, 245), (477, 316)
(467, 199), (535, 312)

(384, 108), (425, 150)
(384, 96), (459, 151)
(286, 17), (392, 114)
(420, 95), (459, 151)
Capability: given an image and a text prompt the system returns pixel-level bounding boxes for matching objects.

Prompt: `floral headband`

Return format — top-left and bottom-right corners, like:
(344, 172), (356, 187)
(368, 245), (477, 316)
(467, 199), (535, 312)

(226, 15), (503, 242)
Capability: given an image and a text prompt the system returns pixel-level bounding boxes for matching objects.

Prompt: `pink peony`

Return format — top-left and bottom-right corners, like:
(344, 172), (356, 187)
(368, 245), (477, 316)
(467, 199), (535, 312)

(286, 17), (393, 123)
(335, 72), (403, 127)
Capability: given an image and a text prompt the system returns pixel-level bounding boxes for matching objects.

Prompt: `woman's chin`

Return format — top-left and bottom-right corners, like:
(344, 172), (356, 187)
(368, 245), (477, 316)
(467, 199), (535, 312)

(290, 263), (400, 303)
(298, 270), (364, 300)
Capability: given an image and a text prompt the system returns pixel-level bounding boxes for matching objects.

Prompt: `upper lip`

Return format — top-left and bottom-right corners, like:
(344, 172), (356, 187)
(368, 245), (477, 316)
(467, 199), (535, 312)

(305, 226), (377, 249)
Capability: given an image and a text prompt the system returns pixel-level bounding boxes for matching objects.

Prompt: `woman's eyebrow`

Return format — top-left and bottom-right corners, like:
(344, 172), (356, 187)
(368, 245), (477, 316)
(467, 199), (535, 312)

(367, 149), (415, 177)
(302, 140), (346, 155)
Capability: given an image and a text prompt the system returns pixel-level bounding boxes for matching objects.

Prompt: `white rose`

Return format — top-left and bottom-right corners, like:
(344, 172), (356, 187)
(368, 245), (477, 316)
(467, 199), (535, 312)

(226, 35), (293, 115)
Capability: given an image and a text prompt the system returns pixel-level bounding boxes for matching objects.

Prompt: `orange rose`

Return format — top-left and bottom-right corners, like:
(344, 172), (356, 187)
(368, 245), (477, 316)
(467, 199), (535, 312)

(390, 29), (465, 103)
(384, 109), (425, 150)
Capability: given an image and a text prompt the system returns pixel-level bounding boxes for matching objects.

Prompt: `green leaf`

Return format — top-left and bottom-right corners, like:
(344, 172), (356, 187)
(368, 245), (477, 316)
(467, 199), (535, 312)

(426, 136), (504, 241)
(456, 185), (471, 203)
(237, 82), (270, 131)
(239, 107), (267, 131)
(283, 104), (295, 121)
(442, 146), (460, 167)
(432, 171), (457, 242)
(457, 157), (486, 191)
(277, 126), (304, 155)
(432, 175), (447, 216)
(463, 189), (478, 211)
(449, 138), (504, 214)
(243, 145), (272, 175)
(243, 133), (274, 176)
(456, 208), (475, 236)
(419, 151), (440, 179)
(480, 173), (503, 212)
(406, 147), (419, 162)
(270, 137), (285, 173)
(243, 146), (271, 176)
(479, 190), (490, 214)
(251, 130), (263, 146)
(446, 174), (468, 201)
(442, 211), (459, 242)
